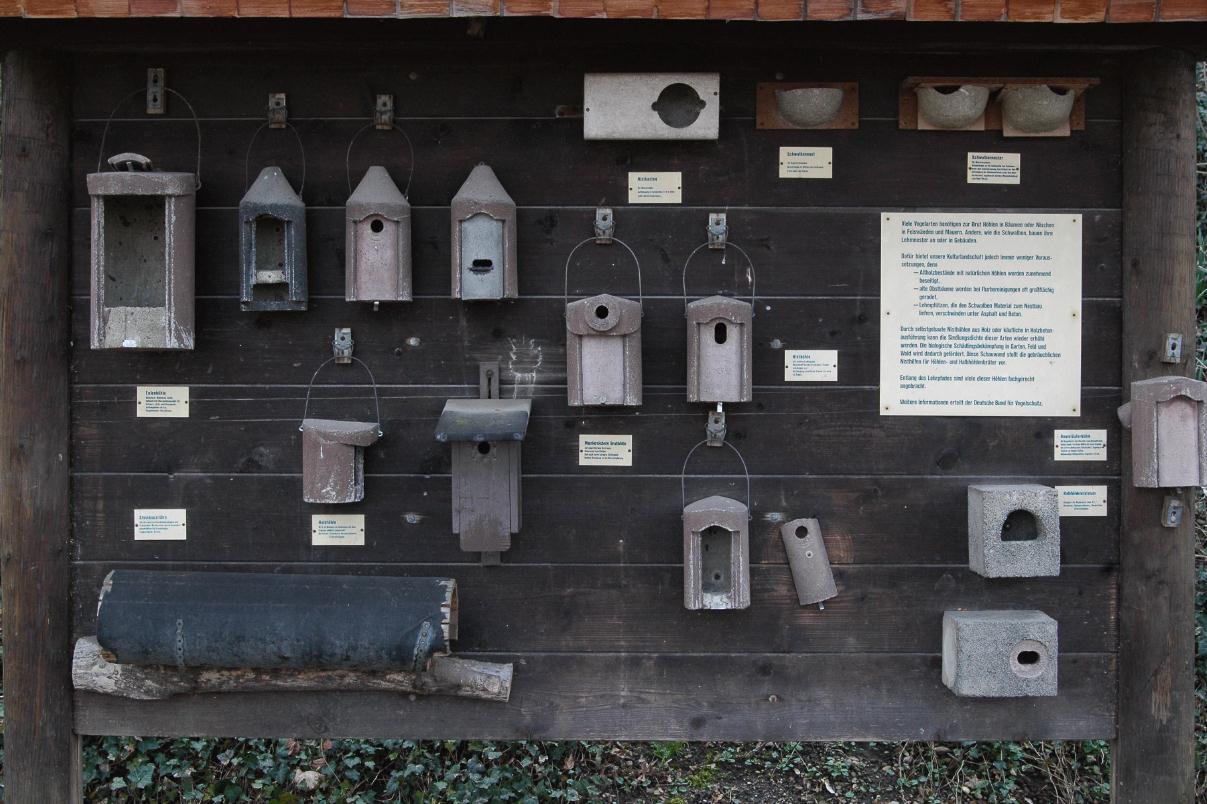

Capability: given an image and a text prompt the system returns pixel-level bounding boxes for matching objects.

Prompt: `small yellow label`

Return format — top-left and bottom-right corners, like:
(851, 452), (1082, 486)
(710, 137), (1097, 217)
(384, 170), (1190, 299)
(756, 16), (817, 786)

(578, 435), (634, 467)
(966, 152), (1021, 185)
(134, 508), (187, 541)
(778, 147), (833, 179)
(627, 172), (682, 204)
(137, 386), (189, 418)
(311, 514), (366, 546)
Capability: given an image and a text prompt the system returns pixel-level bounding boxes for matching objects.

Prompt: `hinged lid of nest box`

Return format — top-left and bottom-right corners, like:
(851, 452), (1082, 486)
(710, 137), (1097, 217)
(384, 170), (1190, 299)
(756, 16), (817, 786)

(435, 399), (531, 443)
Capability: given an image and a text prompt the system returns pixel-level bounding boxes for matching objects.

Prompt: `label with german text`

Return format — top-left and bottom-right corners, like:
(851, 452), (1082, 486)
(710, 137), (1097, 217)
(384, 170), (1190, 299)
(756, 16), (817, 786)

(627, 172), (682, 204)
(578, 435), (633, 467)
(312, 514), (366, 546)
(1056, 486), (1108, 517)
(134, 509), (187, 541)
(967, 152), (1021, 185)
(137, 386), (189, 418)
(784, 350), (838, 381)
(779, 147), (833, 179)
(1054, 429), (1107, 461)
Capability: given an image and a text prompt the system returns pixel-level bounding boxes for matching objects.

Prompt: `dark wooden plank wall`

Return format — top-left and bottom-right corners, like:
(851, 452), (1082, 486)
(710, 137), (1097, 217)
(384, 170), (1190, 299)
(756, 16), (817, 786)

(71, 41), (1123, 740)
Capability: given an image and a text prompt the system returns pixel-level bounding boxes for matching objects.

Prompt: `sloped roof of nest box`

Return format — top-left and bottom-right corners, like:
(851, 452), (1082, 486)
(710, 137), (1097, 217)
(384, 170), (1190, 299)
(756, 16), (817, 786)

(435, 399), (531, 443)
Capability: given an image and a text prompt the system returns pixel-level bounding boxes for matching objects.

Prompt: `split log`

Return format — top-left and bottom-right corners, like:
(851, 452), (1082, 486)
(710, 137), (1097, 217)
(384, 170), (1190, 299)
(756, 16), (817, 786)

(72, 638), (512, 703)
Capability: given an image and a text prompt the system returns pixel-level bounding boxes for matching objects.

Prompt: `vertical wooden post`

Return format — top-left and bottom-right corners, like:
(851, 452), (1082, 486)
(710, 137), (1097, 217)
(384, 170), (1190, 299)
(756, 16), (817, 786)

(0, 52), (79, 803)
(1114, 48), (1197, 804)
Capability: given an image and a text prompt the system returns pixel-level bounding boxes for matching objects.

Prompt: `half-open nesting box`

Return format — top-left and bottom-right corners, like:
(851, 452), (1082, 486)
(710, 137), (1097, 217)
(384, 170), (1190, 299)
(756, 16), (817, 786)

(301, 418), (382, 504)
(87, 153), (195, 350)
(899, 77), (1099, 136)
(682, 495), (751, 610)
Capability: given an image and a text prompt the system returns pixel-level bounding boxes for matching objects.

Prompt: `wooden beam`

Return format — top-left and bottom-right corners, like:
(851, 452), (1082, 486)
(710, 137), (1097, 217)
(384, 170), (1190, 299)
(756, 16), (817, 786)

(0, 52), (78, 803)
(1114, 48), (1197, 804)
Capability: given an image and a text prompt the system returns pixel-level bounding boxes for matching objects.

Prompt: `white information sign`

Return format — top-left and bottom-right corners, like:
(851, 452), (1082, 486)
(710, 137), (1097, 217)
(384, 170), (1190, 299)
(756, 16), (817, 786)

(136, 386), (189, 418)
(311, 514), (366, 546)
(784, 350), (838, 382)
(1054, 429), (1107, 461)
(1057, 485), (1108, 517)
(578, 435), (633, 467)
(627, 172), (682, 204)
(778, 147), (833, 179)
(880, 212), (1082, 417)
(134, 508), (187, 541)
(967, 152), (1021, 185)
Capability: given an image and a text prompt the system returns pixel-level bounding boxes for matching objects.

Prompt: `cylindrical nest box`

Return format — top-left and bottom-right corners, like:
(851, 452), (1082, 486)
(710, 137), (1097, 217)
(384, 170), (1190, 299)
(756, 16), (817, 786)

(779, 518), (837, 607)
(240, 166), (308, 311)
(345, 166), (412, 303)
(450, 163), (517, 301)
(88, 153), (196, 350)
(95, 570), (458, 672)
(686, 296), (753, 403)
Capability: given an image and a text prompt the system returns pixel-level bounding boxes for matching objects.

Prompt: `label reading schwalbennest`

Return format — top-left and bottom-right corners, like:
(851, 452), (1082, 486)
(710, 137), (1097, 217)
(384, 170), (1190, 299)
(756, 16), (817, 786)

(134, 509), (187, 541)
(578, 435), (633, 467)
(627, 172), (682, 204)
(967, 152), (1021, 185)
(136, 386), (189, 418)
(1056, 486), (1108, 517)
(1054, 429), (1107, 461)
(779, 147), (833, 179)
(312, 514), (366, 546)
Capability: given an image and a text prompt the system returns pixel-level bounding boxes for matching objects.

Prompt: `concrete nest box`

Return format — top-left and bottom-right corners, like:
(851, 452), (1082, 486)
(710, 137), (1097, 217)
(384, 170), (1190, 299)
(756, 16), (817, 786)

(999, 84), (1076, 134)
(915, 85), (990, 129)
(774, 87), (844, 128)
(967, 484), (1060, 578)
(942, 610), (1058, 697)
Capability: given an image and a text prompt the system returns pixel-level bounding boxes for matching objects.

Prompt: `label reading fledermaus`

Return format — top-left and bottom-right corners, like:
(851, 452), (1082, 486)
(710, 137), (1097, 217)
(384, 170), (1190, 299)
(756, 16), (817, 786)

(134, 509), (187, 541)
(627, 172), (682, 204)
(578, 435), (633, 467)
(1056, 486), (1108, 517)
(311, 514), (366, 546)
(1054, 429), (1107, 461)
(136, 386), (189, 418)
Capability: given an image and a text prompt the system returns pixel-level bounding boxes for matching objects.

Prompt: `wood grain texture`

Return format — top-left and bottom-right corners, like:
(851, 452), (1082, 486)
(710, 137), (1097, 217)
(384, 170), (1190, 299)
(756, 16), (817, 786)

(1, 52), (79, 804)
(76, 653), (1115, 740)
(1113, 49), (1197, 804)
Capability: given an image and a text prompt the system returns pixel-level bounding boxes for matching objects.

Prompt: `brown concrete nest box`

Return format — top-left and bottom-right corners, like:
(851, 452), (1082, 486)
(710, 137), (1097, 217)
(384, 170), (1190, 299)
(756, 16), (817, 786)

(1118, 376), (1207, 488)
(88, 152), (196, 350)
(683, 495), (751, 611)
(686, 296), (753, 403)
(301, 418), (381, 504)
(346, 166), (412, 303)
(779, 518), (837, 607)
(240, 166), (307, 312)
(566, 293), (643, 407)
(435, 399), (531, 553)
(451, 164), (517, 301)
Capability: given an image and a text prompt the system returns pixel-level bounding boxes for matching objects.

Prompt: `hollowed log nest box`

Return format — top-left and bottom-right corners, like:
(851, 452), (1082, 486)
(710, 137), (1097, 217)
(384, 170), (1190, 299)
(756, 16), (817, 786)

(240, 166), (307, 311)
(566, 293), (643, 407)
(345, 166), (412, 303)
(435, 398), (531, 553)
(95, 569), (458, 673)
(686, 296), (753, 403)
(450, 164), (517, 301)
(88, 153), (196, 350)
(682, 495), (751, 611)
(1118, 376), (1207, 489)
(301, 418), (381, 504)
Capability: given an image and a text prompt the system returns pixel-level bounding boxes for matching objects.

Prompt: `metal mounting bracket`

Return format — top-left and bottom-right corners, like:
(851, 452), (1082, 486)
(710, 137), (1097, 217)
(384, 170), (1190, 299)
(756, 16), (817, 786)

(1161, 333), (1183, 364)
(706, 403), (727, 447)
(479, 360), (500, 400)
(594, 207), (615, 244)
(268, 93), (288, 128)
(333, 328), (354, 364)
(146, 68), (166, 115)
(375, 94), (394, 130)
(1161, 495), (1184, 528)
(707, 212), (728, 250)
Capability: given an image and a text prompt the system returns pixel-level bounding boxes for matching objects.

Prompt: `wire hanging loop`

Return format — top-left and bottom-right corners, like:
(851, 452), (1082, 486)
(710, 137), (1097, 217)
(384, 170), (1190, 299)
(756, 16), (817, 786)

(344, 121), (416, 197)
(244, 119), (307, 197)
(96, 87), (203, 191)
(299, 356), (384, 437)
(680, 439), (752, 516)
(562, 236), (643, 311)
(681, 240), (757, 317)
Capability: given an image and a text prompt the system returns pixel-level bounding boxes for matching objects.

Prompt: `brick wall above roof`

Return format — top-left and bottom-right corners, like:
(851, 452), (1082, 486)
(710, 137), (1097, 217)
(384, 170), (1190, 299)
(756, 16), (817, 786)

(3, 0), (1205, 15)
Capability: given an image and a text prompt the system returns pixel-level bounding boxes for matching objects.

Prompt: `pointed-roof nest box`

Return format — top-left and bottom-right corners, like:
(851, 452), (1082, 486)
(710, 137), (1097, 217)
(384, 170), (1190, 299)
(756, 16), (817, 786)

(240, 166), (307, 312)
(450, 164), (517, 301)
(346, 166), (412, 303)
(435, 399), (531, 554)
(87, 153), (196, 350)
(682, 495), (751, 610)
(566, 293), (643, 407)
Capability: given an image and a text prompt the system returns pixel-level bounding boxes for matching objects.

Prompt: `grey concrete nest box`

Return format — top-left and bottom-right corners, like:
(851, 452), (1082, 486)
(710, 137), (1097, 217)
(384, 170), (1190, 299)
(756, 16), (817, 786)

(566, 293), (643, 407)
(967, 484), (1060, 578)
(915, 85), (990, 130)
(87, 152), (196, 350)
(451, 164), (517, 301)
(942, 610), (1058, 697)
(436, 398), (531, 553)
(999, 84), (1076, 134)
(345, 166), (412, 303)
(1118, 376), (1207, 488)
(301, 418), (381, 504)
(774, 87), (844, 128)
(240, 166), (307, 312)
(683, 495), (751, 610)
(686, 296), (753, 403)
(779, 518), (837, 607)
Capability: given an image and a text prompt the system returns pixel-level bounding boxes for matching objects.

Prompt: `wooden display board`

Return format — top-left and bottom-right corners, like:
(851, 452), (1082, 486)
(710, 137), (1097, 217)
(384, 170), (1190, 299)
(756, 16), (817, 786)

(0, 20), (1198, 804)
